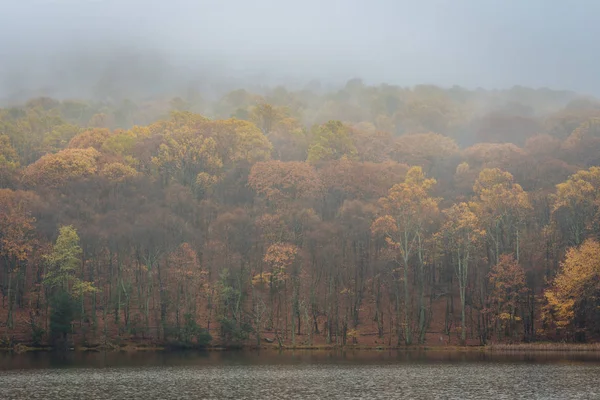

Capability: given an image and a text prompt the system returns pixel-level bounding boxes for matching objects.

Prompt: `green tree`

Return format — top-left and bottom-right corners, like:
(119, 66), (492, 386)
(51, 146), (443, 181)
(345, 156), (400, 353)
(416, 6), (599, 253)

(307, 121), (357, 163)
(44, 226), (96, 345)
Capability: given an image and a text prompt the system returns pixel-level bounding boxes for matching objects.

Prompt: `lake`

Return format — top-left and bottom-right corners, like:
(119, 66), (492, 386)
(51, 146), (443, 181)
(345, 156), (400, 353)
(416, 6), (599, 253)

(1, 350), (599, 399)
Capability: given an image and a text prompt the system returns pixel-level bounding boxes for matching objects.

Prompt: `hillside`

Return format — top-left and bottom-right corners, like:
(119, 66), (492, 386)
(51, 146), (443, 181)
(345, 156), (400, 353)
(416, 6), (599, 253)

(1, 83), (600, 349)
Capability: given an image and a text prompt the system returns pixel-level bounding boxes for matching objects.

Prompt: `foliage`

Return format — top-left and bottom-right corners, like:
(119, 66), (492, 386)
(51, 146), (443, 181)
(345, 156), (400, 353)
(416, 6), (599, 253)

(49, 290), (77, 344)
(249, 161), (322, 207)
(68, 128), (112, 150)
(472, 168), (531, 263)
(100, 162), (138, 182)
(4, 83), (600, 348)
(43, 225), (97, 298)
(0, 135), (20, 168)
(0, 189), (37, 261)
(371, 166), (439, 344)
(22, 148), (100, 187)
(307, 120), (357, 163)
(166, 313), (212, 347)
(543, 239), (600, 339)
(552, 167), (600, 246)
(487, 255), (528, 338)
(439, 202), (485, 342)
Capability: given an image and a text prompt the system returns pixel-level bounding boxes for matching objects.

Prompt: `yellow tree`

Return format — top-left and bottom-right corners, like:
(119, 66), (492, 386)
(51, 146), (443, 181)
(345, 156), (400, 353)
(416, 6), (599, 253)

(151, 124), (222, 189)
(543, 239), (600, 340)
(552, 167), (600, 246)
(0, 135), (19, 168)
(0, 107), (78, 164)
(307, 120), (357, 163)
(439, 202), (485, 344)
(101, 128), (141, 157)
(207, 119), (273, 165)
(67, 128), (112, 150)
(0, 135), (20, 187)
(258, 242), (300, 345)
(371, 166), (439, 344)
(473, 168), (531, 264)
(100, 163), (138, 182)
(21, 148), (100, 188)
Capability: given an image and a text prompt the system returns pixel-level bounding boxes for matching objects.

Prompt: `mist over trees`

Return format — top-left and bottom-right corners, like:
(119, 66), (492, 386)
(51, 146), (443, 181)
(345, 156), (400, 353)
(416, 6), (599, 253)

(1, 82), (600, 348)
(3, 0), (600, 349)
(5, 0), (600, 103)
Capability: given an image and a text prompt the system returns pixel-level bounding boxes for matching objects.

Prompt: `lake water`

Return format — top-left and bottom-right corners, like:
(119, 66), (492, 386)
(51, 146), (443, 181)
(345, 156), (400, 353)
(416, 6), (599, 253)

(1, 350), (599, 399)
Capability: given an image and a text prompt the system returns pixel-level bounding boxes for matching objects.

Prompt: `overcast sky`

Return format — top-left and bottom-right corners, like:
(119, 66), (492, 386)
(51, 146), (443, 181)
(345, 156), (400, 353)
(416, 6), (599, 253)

(1, 0), (600, 99)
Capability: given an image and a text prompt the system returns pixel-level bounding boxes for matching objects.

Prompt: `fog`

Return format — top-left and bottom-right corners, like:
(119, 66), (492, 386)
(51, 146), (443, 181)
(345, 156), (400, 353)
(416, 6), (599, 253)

(2, 0), (600, 102)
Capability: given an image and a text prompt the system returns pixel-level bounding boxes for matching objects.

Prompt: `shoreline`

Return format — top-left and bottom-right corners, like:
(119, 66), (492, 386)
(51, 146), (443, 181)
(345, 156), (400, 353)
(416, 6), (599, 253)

(3, 342), (600, 354)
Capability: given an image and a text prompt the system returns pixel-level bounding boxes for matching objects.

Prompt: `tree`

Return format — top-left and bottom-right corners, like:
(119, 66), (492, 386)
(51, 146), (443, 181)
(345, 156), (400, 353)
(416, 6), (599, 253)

(371, 166), (439, 344)
(471, 112), (540, 146)
(248, 161), (322, 209)
(439, 202), (485, 344)
(100, 162), (138, 182)
(8, 84), (600, 350)
(0, 135), (20, 188)
(67, 128), (112, 150)
(463, 143), (528, 175)
(205, 118), (272, 166)
(392, 132), (459, 173)
(250, 103), (287, 134)
(393, 93), (462, 136)
(543, 239), (600, 340)
(101, 128), (139, 156)
(267, 117), (309, 161)
(473, 168), (531, 265)
(150, 119), (222, 189)
(22, 148), (100, 188)
(87, 113), (113, 128)
(0, 135), (19, 167)
(561, 118), (600, 166)
(0, 189), (37, 333)
(552, 167), (600, 246)
(166, 242), (208, 343)
(44, 226), (95, 296)
(43, 226), (96, 345)
(307, 121), (357, 163)
(487, 255), (528, 341)
(260, 242), (300, 345)
(318, 161), (408, 203)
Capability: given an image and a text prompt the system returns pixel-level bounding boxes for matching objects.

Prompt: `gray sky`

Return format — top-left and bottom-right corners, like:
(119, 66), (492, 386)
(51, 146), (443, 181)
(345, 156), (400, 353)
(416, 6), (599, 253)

(2, 0), (600, 99)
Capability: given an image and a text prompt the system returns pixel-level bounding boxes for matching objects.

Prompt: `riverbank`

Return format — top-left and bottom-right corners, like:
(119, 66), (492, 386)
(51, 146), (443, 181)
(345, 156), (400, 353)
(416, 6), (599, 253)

(485, 342), (600, 352)
(4, 341), (600, 353)
(257, 343), (600, 352)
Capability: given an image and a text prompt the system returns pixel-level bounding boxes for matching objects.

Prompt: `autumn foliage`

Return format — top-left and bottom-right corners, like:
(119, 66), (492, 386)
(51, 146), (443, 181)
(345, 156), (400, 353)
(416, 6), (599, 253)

(2, 84), (600, 348)
(543, 239), (600, 340)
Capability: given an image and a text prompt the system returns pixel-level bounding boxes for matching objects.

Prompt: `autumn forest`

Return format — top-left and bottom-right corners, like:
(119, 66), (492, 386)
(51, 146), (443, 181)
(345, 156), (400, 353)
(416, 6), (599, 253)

(1, 82), (600, 350)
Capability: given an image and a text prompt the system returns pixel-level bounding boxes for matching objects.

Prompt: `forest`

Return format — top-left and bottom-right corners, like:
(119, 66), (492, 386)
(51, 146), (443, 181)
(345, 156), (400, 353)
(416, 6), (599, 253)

(1, 81), (600, 349)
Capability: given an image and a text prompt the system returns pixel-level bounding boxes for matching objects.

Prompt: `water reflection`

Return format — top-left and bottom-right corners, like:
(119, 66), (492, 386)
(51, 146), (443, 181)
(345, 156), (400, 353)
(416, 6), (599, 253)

(1, 350), (599, 400)
(2, 349), (600, 371)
